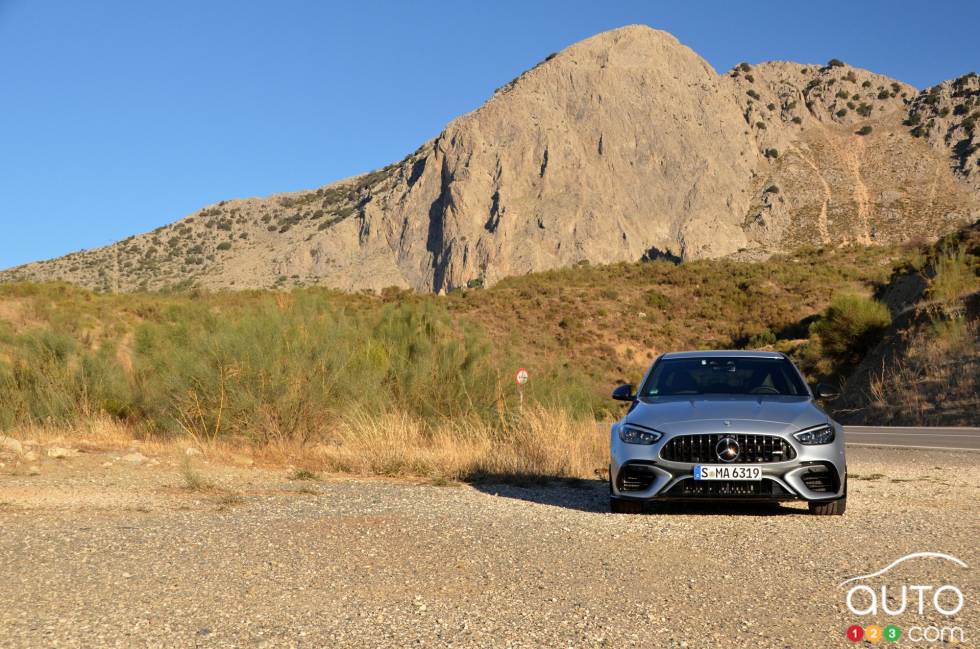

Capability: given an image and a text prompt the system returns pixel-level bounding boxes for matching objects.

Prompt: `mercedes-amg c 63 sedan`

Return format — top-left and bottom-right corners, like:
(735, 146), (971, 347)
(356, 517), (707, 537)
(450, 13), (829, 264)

(609, 351), (846, 515)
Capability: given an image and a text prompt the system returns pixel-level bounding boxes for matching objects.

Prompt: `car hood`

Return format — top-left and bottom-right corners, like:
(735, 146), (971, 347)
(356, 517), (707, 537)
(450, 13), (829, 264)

(625, 395), (828, 435)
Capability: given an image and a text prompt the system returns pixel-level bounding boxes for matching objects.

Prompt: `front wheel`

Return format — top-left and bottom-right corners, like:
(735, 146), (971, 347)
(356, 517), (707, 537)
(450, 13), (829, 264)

(610, 498), (645, 514)
(808, 497), (846, 516)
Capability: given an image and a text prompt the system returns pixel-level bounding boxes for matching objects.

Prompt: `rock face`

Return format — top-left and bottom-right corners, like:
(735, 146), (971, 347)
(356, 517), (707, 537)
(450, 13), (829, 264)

(2, 26), (978, 293)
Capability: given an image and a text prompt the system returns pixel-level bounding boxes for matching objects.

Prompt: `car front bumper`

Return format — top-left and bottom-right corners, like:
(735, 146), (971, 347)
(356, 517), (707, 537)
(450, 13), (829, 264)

(610, 428), (846, 503)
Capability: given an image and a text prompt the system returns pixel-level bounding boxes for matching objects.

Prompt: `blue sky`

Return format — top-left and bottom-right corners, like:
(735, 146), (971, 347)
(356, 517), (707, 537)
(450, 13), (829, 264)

(1, 0), (977, 269)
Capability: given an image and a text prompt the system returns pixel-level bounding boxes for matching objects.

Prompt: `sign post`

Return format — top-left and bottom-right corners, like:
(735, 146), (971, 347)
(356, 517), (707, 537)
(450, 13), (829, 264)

(515, 367), (529, 412)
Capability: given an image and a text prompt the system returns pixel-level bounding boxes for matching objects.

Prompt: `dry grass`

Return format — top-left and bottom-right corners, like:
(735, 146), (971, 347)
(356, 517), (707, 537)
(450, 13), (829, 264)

(3, 408), (608, 483)
(179, 456), (214, 491)
(307, 407), (606, 481)
(866, 315), (979, 425)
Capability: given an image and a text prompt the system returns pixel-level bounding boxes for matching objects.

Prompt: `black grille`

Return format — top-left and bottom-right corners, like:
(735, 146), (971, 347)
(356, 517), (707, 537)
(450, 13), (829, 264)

(801, 467), (836, 493)
(617, 463), (657, 492)
(660, 434), (796, 464)
(664, 479), (790, 498)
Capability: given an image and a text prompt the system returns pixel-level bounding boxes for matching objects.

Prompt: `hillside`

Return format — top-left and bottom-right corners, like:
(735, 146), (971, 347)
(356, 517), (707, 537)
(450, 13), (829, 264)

(2, 26), (978, 293)
(0, 235), (937, 434)
(832, 221), (980, 425)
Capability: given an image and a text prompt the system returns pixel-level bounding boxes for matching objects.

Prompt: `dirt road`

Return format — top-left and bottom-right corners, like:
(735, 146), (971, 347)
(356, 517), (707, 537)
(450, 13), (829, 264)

(0, 445), (976, 648)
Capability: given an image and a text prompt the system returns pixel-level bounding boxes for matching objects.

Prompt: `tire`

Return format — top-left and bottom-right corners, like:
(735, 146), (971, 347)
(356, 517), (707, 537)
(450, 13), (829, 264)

(610, 498), (645, 514)
(808, 497), (846, 516)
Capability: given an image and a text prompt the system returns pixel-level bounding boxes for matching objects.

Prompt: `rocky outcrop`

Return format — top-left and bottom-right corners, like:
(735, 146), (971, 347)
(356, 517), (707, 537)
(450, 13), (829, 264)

(2, 26), (977, 293)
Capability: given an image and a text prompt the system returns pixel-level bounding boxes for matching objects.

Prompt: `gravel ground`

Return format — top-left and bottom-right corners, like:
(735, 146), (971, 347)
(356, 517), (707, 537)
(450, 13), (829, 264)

(0, 445), (976, 648)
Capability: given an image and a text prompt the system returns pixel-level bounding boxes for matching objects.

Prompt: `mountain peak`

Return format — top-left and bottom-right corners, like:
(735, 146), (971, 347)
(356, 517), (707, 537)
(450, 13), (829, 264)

(3, 28), (977, 293)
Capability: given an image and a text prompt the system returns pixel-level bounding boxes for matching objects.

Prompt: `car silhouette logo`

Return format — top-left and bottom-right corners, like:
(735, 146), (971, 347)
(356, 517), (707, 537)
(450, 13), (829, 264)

(716, 437), (740, 462)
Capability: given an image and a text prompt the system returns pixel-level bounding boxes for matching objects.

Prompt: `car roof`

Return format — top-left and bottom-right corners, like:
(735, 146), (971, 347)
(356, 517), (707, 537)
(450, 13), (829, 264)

(658, 350), (786, 360)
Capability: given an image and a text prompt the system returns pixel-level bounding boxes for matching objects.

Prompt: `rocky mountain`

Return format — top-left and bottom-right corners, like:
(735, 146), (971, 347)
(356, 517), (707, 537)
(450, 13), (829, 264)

(3, 25), (978, 293)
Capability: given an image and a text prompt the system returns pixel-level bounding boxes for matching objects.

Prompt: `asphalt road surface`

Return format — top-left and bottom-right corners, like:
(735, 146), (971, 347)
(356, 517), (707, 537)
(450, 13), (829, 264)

(844, 425), (980, 451)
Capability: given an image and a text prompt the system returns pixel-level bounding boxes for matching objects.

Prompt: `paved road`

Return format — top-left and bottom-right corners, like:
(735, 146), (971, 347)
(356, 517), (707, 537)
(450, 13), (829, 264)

(844, 425), (980, 451)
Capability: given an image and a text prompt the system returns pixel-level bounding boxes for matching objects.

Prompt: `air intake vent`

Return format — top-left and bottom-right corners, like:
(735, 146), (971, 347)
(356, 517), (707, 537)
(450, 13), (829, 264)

(616, 463), (657, 492)
(801, 468), (836, 493)
(664, 479), (790, 498)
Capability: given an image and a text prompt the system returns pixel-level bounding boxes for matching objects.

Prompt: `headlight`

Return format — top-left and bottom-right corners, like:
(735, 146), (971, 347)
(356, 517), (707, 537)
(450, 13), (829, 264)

(793, 424), (835, 445)
(618, 424), (663, 445)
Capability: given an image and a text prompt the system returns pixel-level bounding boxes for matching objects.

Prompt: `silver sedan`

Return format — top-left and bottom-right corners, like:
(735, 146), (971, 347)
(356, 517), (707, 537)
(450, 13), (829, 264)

(609, 351), (846, 515)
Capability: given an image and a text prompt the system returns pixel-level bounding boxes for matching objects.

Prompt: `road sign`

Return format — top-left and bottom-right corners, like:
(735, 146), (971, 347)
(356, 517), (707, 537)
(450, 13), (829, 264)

(515, 368), (529, 385)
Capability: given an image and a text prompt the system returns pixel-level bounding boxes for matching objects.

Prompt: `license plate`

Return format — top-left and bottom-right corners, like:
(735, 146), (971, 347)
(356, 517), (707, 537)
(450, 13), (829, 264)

(693, 465), (762, 481)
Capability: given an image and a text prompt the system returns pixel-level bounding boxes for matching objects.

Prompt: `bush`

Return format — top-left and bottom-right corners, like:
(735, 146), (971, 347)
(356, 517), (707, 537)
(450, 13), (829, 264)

(738, 62), (752, 72)
(217, 242), (232, 251)
(747, 328), (777, 348)
(828, 58), (845, 68)
(791, 116), (803, 124)
(878, 89), (890, 100)
(764, 148), (779, 159)
(643, 289), (671, 310)
(928, 245), (977, 306)
(755, 121), (767, 130)
(810, 295), (891, 365)
(836, 109), (848, 118)
(856, 125), (873, 136)
(747, 90), (761, 100)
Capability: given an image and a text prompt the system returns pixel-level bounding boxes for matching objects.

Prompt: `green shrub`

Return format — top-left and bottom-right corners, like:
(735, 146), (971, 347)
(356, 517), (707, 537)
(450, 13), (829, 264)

(643, 289), (671, 310)
(856, 125), (873, 136)
(810, 294), (891, 365)
(747, 328), (777, 348)
(928, 245), (977, 306)
(217, 242), (232, 251)
(747, 90), (761, 100)
(828, 58), (845, 68)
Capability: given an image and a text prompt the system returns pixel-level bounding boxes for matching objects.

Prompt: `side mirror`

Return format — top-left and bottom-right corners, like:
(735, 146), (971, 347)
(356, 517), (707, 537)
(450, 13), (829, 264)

(612, 384), (635, 401)
(813, 383), (840, 400)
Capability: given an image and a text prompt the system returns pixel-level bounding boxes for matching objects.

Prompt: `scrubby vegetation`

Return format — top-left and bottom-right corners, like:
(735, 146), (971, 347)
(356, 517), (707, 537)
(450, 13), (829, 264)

(1, 226), (976, 474)
(838, 223), (980, 425)
(809, 294), (891, 368)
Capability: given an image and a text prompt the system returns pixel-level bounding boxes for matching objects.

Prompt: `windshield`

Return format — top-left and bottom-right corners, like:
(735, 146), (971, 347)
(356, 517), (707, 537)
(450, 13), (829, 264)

(640, 357), (808, 397)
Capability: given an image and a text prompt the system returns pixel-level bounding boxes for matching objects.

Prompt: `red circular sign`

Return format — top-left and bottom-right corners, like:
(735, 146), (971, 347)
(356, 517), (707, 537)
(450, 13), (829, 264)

(515, 368), (529, 385)
(846, 625), (864, 642)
